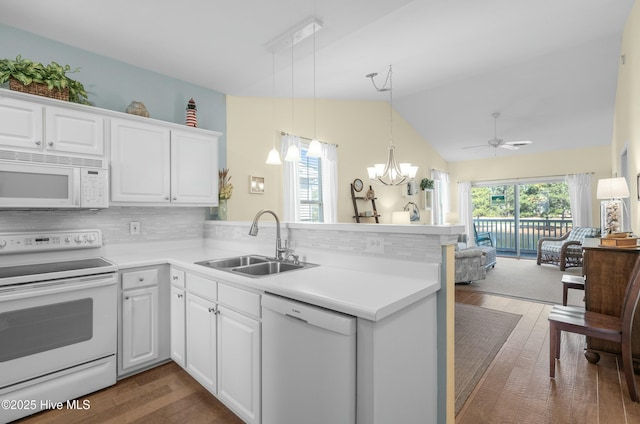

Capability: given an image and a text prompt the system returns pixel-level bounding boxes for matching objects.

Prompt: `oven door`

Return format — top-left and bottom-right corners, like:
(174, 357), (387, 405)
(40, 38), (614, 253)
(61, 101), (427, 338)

(0, 273), (117, 388)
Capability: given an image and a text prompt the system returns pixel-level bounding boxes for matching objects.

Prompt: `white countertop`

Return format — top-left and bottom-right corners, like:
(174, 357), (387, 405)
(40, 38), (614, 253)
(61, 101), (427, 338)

(103, 239), (440, 321)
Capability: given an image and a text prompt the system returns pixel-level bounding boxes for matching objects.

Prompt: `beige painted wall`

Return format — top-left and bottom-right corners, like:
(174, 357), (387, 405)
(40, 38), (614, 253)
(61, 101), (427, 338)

(612, 1), (640, 234)
(448, 145), (612, 226)
(226, 95), (448, 223)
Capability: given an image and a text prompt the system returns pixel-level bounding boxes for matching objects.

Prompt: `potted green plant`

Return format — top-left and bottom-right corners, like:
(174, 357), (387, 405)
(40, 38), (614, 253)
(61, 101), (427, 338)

(0, 55), (89, 104)
(420, 178), (434, 190)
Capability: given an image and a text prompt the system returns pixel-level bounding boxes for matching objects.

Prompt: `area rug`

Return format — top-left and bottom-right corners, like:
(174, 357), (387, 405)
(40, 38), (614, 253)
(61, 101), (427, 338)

(456, 257), (585, 305)
(455, 303), (521, 414)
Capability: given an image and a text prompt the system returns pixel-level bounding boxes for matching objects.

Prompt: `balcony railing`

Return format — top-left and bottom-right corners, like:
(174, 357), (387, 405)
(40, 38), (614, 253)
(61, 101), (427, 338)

(474, 217), (573, 256)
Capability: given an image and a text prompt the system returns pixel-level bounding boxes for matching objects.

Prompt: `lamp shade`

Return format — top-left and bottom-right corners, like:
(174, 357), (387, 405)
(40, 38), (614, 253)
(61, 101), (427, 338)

(596, 177), (630, 199)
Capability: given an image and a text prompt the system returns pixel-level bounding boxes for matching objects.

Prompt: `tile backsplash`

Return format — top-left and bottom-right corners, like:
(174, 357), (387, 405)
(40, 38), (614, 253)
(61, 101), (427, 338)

(0, 207), (207, 244)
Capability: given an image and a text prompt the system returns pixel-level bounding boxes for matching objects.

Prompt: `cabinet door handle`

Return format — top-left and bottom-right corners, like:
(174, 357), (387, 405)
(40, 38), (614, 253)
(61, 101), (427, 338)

(172, 196), (177, 201)
(164, 196), (170, 201)
(177, 293), (183, 298)
(172, 275), (178, 280)
(48, 141), (54, 147)
(125, 296), (130, 300)
(208, 307), (219, 314)
(35, 140), (42, 146)
(138, 277), (144, 282)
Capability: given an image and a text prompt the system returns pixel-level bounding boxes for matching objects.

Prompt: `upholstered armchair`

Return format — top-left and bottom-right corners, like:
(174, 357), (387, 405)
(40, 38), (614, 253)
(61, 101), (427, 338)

(537, 227), (599, 271)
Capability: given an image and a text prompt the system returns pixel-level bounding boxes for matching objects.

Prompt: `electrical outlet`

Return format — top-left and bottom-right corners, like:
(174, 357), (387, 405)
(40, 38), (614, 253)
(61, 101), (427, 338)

(364, 236), (384, 253)
(130, 221), (141, 235)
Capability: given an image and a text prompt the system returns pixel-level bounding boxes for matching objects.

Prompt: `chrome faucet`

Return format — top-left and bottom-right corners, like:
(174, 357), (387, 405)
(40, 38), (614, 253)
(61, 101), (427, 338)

(249, 209), (288, 261)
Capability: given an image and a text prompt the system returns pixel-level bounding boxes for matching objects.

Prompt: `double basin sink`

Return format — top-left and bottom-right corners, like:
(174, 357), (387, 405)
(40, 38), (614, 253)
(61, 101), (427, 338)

(195, 254), (316, 278)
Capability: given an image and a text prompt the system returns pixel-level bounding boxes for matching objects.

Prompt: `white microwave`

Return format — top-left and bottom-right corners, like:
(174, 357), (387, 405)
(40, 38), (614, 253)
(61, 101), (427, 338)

(0, 162), (109, 209)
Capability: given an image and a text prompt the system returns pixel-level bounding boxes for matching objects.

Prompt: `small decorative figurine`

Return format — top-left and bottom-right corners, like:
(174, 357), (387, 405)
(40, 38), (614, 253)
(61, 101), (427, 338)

(186, 98), (198, 127)
(125, 101), (149, 117)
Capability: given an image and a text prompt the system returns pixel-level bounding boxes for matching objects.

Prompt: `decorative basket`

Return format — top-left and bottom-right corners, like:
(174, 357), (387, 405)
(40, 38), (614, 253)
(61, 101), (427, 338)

(9, 77), (69, 101)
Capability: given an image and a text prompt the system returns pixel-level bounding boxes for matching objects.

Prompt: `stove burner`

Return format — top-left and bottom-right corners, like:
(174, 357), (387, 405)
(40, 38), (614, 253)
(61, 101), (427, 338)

(0, 258), (114, 279)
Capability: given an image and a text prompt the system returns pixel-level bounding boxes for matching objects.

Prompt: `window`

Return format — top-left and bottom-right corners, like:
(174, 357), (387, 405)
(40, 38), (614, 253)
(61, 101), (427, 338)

(298, 144), (323, 222)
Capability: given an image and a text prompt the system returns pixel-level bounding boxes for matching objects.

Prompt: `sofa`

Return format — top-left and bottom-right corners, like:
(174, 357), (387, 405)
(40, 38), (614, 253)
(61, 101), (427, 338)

(455, 234), (495, 284)
(455, 247), (487, 284)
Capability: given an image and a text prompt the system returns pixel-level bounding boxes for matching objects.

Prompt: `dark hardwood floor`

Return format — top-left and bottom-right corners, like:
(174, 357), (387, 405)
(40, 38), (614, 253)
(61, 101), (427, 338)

(13, 290), (640, 423)
(14, 362), (243, 424)
(456, 289), (640, 424)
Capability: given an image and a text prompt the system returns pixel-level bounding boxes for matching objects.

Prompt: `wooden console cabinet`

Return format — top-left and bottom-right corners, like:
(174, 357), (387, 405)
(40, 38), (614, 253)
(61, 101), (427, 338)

(582, 239), (640, 365)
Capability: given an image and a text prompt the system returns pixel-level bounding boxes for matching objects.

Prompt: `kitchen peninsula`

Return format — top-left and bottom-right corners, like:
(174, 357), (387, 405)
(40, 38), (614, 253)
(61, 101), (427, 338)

(102, 220), (459, 424)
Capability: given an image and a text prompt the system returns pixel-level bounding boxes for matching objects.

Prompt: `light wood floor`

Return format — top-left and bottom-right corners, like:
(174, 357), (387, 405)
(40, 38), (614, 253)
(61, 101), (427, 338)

(13, 291), (640, 424)
(456, 289), (640, 424)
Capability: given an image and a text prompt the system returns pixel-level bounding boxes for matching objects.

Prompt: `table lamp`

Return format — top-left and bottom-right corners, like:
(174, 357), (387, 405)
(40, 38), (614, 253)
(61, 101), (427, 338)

(596, 177), (629, 235)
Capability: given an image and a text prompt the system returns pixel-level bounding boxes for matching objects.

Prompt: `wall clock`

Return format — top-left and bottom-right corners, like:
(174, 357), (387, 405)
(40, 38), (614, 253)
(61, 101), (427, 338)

(353, 178), (364, 192)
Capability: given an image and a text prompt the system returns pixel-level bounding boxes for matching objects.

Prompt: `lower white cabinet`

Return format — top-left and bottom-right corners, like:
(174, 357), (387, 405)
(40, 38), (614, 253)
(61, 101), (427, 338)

(122, 285), (159, 370)
(217, 305), (261, 424)
(170, 285), (186, 367)
(186, 292), (218, 393)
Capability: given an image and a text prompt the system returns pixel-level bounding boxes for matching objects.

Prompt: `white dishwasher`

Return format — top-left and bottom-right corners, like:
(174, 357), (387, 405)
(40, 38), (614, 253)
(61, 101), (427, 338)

(261, 294), (357, 424)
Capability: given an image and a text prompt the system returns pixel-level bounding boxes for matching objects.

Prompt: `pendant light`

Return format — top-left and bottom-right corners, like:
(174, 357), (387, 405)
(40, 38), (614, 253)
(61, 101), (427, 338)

(307, 20), (322, 158)
(284, 33), (300, 162)
(265, 52), (282, 165)
(366, 65), (418, 185)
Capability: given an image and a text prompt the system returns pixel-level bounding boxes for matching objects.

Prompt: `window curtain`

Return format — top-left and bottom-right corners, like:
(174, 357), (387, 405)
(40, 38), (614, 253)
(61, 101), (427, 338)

(282, 134), (301, 222)
(565, 173), (593, 228)
(320, 143), (338, 223)
(458, 181), (474, 245)
(431, 170), (450, 225)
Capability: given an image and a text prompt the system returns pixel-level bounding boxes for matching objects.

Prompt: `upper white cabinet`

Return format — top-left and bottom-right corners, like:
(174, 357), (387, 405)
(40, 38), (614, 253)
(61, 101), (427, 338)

(110, 118), (219, 205)
(0, 97), (104, 158)
(110, 118), (171, 203)
(171, 130), (218, 204)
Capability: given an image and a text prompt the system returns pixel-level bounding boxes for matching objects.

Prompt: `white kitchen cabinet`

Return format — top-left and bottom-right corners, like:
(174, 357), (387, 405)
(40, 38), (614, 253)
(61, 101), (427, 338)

(170, 285), (186, 368)
(110, 118), (171, 203)
(171, 130), (218, 204)
(217, 305), (260, 424)
(110, 118), (219, 205)
(0, 97), (104, 158)
(186, 292), (217, 393)
(122, 285), (159, 370)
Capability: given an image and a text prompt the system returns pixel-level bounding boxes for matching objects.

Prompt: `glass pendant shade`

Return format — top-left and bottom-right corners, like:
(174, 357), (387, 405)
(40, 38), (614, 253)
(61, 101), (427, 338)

(307, 139), (322, 157)
(284, 144), (300, 162)
(265, 147), (282, 165)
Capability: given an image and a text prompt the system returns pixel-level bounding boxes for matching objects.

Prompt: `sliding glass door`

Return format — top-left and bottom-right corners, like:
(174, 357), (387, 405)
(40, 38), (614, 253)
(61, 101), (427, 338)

(472, 180), (572, 257)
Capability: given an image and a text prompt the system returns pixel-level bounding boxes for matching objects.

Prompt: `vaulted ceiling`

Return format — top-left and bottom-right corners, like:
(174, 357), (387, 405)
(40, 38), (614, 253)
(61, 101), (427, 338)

(0, 0), (634, 162)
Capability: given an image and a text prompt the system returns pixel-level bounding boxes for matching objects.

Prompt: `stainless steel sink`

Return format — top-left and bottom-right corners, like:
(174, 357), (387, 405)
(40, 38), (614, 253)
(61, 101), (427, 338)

(232, 261), (305, 276)
(196, 255), (270, 269)
(195, 254), (317, 278)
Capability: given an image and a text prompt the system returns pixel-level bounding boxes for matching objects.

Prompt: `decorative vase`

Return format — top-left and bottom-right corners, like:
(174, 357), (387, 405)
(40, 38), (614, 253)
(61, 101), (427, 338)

(125, 101), (149, 117)
(218, 199), (227, 220)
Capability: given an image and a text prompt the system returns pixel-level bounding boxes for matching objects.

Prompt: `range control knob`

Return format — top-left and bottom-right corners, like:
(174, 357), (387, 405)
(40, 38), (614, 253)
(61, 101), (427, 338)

(0, 239), (6, 248)
(74, 235), (85, 243)
(86, 233), (97, 243)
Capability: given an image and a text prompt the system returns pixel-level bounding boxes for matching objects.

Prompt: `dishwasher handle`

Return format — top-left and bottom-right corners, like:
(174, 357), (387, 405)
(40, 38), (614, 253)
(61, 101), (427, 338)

(262, 294), (356, 336)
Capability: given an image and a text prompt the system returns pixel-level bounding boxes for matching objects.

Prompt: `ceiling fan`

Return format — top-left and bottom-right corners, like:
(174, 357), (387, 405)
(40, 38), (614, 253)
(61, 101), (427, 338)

(464, 112), (533, 153)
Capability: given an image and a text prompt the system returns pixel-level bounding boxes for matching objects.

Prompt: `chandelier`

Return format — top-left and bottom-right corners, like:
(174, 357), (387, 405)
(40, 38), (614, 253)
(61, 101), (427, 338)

(366, 65), (418, 186)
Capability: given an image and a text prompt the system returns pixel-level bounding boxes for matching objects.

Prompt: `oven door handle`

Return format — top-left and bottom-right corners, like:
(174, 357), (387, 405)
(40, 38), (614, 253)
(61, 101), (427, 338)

(0, 274), (117, 301)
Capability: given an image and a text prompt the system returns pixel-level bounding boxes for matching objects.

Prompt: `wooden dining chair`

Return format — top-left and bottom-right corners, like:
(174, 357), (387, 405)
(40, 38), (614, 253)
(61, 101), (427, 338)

(549, 257), (640, 402)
